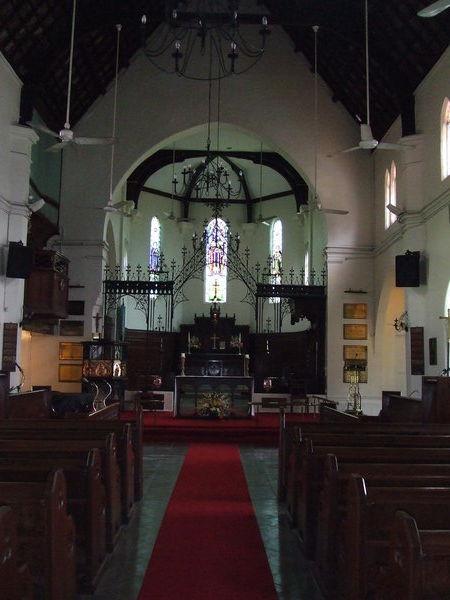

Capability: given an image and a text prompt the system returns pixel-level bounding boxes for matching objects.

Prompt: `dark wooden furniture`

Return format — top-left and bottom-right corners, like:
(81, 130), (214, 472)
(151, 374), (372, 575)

(0, 435), (122, 551)
(0, 469), (76, 600)
(385, 510), (450, 600)
(175, 375), (253, 417)
(0, 447), (107, 592)
(0, 505), (34, 600)
(23, 250), (69, 320)
(422, 375), (450, 422)
(180, 314), (249, 355)
(184, 352), (245, 376)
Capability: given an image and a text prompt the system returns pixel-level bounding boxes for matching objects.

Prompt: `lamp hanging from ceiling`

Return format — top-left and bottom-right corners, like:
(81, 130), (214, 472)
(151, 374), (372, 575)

(140, 1), (270, 80)
(173, 74), (243, 219)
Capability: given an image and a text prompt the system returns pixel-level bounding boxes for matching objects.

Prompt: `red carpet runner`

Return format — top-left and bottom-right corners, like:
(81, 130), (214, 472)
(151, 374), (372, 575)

(138, 443), (278, 600)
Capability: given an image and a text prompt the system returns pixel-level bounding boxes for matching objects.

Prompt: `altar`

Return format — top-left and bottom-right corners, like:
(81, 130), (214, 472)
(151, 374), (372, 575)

(175, 376), (254, 418)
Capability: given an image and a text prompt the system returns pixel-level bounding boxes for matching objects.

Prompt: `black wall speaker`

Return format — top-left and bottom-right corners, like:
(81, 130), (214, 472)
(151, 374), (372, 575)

(395, 251), (420, 287)
(6, 242), (35, 279)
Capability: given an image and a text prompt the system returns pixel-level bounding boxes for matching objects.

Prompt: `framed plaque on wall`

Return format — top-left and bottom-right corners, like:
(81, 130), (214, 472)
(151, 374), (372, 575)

(343, 324), (368, 340)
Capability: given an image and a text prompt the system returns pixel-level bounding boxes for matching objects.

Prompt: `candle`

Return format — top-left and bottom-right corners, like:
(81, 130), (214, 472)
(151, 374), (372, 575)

(188, 331), (191, 352)
(181, 352), (185, 358)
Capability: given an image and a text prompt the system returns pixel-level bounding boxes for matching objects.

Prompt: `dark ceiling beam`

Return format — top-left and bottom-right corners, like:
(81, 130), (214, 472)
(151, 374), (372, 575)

(126, 149), (309, 216)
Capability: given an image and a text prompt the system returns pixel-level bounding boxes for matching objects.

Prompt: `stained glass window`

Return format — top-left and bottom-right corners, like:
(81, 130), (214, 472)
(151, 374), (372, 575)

(441, 98), (450, 180)
(270, 219), (282, 303)
(204, 218), (228, 303)
(384, 161), (397, 229)
(149, 216), (161, 271)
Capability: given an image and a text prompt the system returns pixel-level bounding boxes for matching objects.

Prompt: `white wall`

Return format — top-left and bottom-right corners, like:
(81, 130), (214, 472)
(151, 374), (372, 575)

(0, 52), (38, 391)
(369, 46), (450, 410)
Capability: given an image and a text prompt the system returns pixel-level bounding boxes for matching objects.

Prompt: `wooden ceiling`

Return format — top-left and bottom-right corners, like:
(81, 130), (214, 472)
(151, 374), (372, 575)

(0, 0), (449, 142)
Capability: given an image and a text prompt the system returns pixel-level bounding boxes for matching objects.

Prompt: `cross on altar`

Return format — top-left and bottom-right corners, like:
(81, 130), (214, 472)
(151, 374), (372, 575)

(212, 280), (220, 301)
(210, 332), (219, 350)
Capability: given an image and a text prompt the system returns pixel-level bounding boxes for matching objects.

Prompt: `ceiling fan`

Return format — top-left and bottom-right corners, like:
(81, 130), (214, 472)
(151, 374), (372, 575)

(418, 0), (450, 17)
(28, 0), (114, 152)
(103, 199), (136, 217)
(303, 26), (349, 218)
(336, 1), (414, 154)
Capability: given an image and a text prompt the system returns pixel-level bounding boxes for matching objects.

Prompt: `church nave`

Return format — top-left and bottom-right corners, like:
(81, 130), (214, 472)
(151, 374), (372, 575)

(78, 443), (323, 600)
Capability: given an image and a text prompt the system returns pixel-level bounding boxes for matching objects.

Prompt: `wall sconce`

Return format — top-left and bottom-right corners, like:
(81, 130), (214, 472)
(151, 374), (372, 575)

(394, 311), (409, 332)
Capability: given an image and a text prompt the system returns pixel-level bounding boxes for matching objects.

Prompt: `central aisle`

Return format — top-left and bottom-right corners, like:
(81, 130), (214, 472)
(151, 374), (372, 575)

(138, 443), (278, 600)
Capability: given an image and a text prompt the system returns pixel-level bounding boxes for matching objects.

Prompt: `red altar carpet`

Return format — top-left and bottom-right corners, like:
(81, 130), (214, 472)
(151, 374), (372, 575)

(138, 443), (278, 600)
(121, 411), (319, 444)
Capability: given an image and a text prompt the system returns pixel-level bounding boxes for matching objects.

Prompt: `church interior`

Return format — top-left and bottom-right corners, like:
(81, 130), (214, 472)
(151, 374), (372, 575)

(0, 0), (450, 598)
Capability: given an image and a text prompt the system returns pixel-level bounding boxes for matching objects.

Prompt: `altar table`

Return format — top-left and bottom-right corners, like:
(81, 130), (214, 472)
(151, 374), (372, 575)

(175, 375), (254, 418)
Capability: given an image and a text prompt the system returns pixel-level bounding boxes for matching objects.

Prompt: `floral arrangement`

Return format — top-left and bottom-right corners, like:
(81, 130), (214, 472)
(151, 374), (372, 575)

(198, 391), (230, 419)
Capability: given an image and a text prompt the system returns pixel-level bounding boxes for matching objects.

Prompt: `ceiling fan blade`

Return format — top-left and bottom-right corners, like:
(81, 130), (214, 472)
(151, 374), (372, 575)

(418, 0), (450, 17)
(46, 141), (71, 152)
(377, 142), (415, 151)
(340, 146), (362, 154)
(74, 136), (115, 145)
(27, 121), (59, 138)
(360, 123), (374, 142)
(322, 208), (349, 215)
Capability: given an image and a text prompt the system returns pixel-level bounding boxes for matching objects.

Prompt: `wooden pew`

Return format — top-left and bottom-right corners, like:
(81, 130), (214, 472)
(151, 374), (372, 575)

(278, 416), (450, 502)
(292, 441), (450, 558)
(0, 447), (107, 592)
(0, 505), (34, 599)
(0, 423), (135, 522)
(382, 510), (450, 600)
(0, 435), (122, 551)
(279, 418), (450, 507)
(0, 469), (76, 600)
(0, 404), (144, 502)
(337, 474), (450, 600)
(316, 454), (450, 598)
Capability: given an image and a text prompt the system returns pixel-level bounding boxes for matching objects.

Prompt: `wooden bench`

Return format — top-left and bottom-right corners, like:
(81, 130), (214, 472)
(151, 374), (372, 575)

(0, 469), (76, 600)
(382, 510), (450, 600)
(279, 419), (450, 502)
(0, 446), (107, 592)
(0, 435), (122, 551)
(316, 454), (450, 598)
(0, 505), (34, 599)
(291, 441), (450, 558)
(0, 405), (144, 502)
(336, 474), (450, 600)
(0, 423), (135, 523)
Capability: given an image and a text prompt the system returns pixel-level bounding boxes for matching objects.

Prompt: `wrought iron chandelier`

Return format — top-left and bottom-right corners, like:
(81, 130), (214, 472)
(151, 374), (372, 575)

(172, 76), (243, 218)
(140, 1), (270, 80)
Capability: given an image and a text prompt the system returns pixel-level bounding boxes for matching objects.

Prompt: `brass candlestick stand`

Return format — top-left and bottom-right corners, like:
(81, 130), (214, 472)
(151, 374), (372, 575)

(345, 359), (366, 416)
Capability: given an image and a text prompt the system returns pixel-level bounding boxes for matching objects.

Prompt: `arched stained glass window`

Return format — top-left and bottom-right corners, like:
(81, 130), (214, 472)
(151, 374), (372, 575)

(384, 161), (397, 229)
(441, 98), (450, 180)
(270, 219), (282, 303)
(149, 216), (161, 271)
(204, 218), (228, 302)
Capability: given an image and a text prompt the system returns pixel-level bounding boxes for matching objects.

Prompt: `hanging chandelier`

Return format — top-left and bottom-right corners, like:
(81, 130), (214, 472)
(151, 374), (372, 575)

(140, 1), (270, 80)
(172, 76), (243, 218)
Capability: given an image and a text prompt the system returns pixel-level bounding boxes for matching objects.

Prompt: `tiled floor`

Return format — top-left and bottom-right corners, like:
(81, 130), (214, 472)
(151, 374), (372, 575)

(79, 443), (324, 600)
